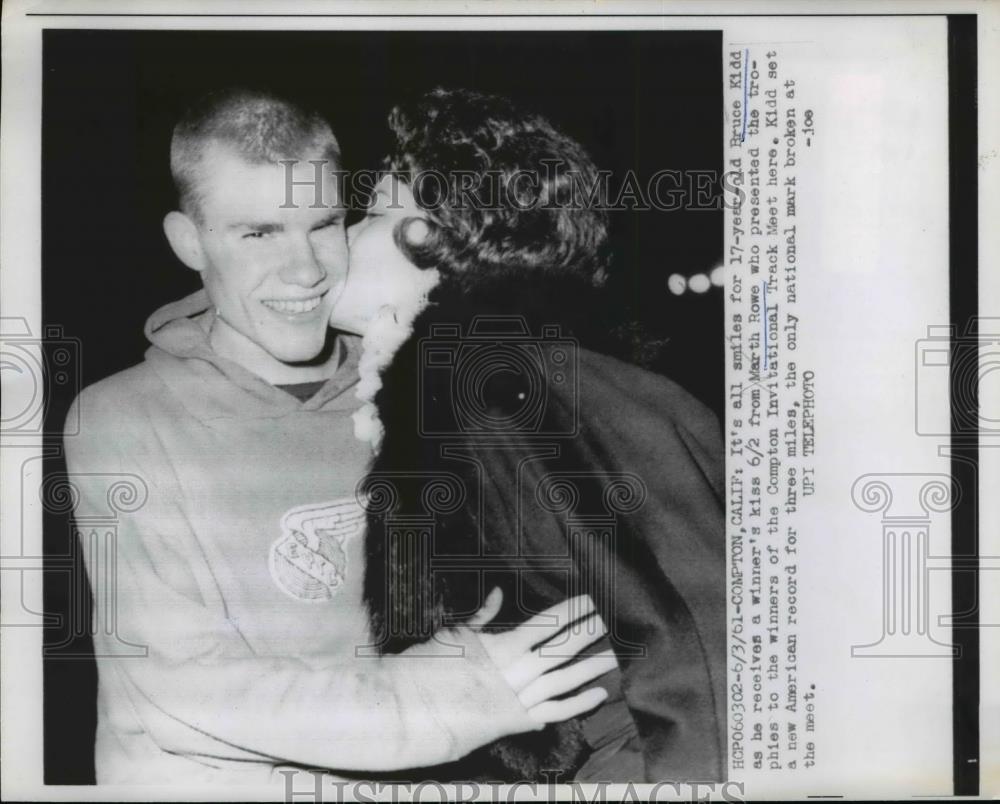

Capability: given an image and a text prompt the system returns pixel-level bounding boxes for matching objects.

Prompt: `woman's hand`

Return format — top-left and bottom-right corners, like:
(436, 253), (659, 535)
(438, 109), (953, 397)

(465, 588), (618, 725)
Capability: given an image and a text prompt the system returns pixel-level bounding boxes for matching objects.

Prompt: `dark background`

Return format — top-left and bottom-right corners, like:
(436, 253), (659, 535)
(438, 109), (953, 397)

(42, 28), (723, 783)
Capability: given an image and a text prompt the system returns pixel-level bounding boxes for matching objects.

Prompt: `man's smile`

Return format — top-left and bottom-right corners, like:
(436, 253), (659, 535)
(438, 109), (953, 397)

(260, 293), (325, 316)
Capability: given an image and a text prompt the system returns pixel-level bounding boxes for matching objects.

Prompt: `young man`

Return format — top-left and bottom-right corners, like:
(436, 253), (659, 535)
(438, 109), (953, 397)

(63, 89), (612, 784)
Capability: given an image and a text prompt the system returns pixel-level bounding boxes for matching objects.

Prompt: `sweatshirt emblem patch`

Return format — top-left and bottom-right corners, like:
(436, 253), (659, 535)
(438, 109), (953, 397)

(268, 499), (365, 602)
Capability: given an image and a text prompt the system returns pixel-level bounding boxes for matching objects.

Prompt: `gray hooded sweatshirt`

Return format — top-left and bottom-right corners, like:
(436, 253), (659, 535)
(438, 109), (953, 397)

(63, 290), (536, 784)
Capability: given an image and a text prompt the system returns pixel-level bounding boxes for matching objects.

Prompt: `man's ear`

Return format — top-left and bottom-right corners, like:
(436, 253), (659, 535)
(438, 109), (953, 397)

(163, 210), (208, 273)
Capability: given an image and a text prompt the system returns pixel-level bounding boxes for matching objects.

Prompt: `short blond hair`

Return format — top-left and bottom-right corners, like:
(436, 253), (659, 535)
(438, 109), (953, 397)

(170, 88), (340, 220)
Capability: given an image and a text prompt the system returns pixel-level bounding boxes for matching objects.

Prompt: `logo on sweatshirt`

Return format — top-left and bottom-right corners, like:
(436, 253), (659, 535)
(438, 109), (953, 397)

(268, 499), (365, 602)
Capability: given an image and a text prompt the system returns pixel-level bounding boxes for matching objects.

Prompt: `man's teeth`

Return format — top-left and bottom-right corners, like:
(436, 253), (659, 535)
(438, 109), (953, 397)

(262, 297), (322, 314)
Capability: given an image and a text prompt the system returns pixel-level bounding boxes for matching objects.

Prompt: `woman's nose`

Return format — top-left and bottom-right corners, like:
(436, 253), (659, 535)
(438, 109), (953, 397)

(347, 220), (362, 247)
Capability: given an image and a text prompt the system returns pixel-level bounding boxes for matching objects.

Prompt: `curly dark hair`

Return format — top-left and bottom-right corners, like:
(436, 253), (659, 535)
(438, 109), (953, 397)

(384, 88), (611, 287)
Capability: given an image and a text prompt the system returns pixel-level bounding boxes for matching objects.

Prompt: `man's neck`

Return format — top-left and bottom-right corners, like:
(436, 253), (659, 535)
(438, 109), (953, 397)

(209, 317), (342, 386)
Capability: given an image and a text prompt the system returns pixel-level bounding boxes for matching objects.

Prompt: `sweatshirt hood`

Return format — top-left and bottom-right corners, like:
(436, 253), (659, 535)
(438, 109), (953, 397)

(142, 289), (360, 422)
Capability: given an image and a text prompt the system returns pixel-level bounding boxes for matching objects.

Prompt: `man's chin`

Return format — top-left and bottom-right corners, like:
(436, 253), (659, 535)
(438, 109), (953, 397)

(269, 335), (338, 368)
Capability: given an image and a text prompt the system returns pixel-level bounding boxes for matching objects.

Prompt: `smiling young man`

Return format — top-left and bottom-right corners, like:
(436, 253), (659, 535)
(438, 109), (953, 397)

(62, 89), (612, 784)
(163, 99), (349, 388)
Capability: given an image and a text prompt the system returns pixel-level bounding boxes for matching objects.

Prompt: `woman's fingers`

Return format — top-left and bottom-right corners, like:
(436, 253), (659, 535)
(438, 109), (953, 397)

(526, 686), (609, 725)
(466, 587), (503, 629)
(517, 649), (618, 709)
(535, 610), (608, 660)
(471, 594), (609, 697)
(507, 594), (597, 654)
(504, 610), (609, 691)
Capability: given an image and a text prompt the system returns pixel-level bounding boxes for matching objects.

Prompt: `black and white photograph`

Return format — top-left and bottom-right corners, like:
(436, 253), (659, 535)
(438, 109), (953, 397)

(41, 23), (728, 790)
(1, 1), (998, 802)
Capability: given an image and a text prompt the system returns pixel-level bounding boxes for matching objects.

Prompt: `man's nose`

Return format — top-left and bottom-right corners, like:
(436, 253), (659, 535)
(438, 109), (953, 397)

(280, 236), (326, 287)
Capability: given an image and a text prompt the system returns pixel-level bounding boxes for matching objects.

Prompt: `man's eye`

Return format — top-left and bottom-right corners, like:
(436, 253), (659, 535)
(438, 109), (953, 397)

(243, 231), (269, 240)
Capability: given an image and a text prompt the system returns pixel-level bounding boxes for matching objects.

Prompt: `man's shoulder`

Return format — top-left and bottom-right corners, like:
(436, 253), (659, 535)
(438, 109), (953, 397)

(74, 360), (164, 407)
(65, 360), (167, 438)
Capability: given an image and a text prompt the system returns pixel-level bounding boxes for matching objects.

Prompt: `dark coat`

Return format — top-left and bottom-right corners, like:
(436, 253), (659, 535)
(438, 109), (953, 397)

(361, 269), (726, 782)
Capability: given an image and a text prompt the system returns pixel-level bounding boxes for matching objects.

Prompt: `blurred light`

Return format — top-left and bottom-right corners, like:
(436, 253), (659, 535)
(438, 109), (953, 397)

(689, 273), (711, 294)
(667, 273), (687, 295)
(710, 265), (725, 286)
